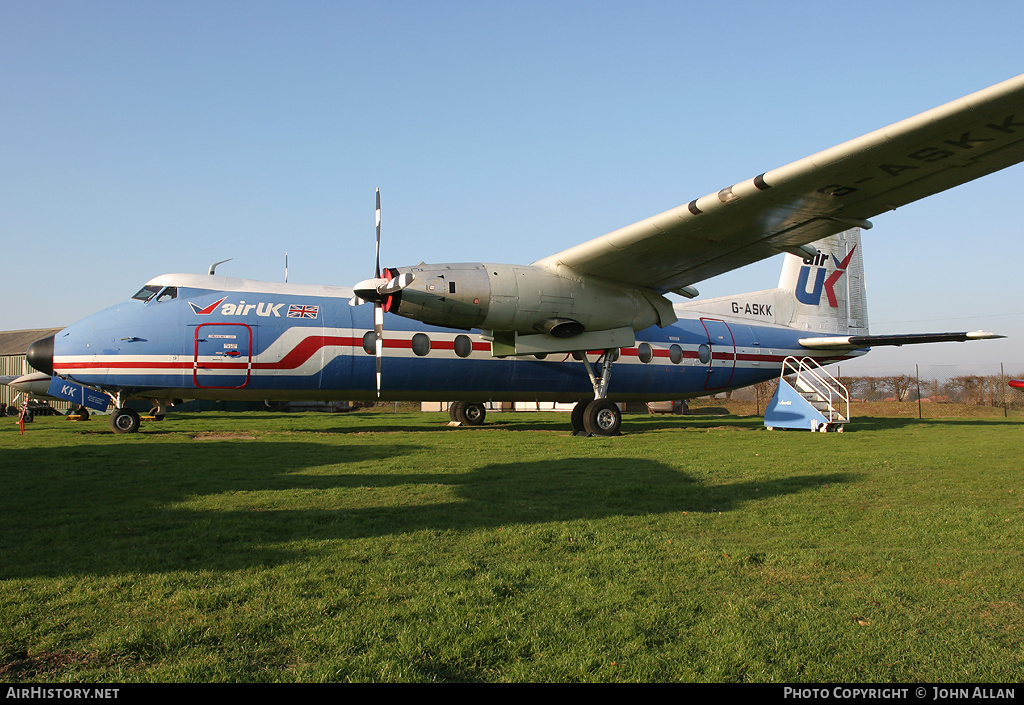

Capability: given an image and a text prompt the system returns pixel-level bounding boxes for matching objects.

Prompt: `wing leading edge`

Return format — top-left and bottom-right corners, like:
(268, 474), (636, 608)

(532, 73), (1024, 295)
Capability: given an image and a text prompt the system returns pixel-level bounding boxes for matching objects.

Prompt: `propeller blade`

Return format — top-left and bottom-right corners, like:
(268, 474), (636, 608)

(374, 189), (383, 397)
(378, 271), (415, 295)
(375, 187), (381, 279)
(374, 302), (384, 397)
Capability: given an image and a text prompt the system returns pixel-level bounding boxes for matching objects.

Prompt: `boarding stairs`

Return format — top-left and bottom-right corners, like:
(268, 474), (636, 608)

(764, 356), (849, 432)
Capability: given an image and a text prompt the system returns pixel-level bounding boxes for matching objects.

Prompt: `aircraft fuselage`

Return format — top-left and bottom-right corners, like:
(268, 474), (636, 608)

(45, 276), (860, 405)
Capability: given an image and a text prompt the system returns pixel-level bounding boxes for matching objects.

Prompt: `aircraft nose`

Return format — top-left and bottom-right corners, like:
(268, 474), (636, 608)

(27, 335), (55, 375)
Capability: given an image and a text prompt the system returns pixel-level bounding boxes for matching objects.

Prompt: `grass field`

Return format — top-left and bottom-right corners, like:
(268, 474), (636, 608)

(1, 406), (1021, 682)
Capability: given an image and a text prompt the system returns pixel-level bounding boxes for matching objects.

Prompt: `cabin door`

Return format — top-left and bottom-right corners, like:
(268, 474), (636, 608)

(700, 318), (736, 390)
(192, 323), (253, 389)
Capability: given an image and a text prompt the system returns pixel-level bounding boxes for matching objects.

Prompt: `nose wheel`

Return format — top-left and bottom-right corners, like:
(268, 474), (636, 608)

(109, 408), (141, 434)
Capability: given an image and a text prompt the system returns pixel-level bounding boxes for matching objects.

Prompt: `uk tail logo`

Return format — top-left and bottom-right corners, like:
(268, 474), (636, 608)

(796, 246), (856, 307)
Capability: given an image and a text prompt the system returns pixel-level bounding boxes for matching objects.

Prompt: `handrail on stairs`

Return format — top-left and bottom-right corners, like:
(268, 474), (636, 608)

(780, 356), (850, 423)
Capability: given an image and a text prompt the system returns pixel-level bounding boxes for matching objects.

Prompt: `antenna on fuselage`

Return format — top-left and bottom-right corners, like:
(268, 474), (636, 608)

(208, 258), (232, 275)
(285, 252), (289, 283)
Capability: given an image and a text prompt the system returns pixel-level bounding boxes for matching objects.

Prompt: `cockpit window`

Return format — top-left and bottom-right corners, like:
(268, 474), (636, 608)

(156, 286), (177, 302)
(132, 285), (161, 302)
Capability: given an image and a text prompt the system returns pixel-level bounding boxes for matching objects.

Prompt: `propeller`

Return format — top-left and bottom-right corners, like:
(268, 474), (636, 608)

(349, 189), (415, 396)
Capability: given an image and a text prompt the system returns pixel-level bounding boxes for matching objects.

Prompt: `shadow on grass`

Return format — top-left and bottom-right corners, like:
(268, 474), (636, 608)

(241, 412), (770, 435)
(0, 438), (855, 578)
(834, 415), (1020, 431)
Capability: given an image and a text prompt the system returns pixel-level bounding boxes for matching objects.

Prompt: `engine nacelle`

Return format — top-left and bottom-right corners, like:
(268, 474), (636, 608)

(386, 262), (676, 336)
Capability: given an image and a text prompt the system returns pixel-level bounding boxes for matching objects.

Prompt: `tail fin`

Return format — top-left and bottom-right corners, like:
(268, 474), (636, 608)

(675, 228), (869, 335)
(778, 228), (868, 335)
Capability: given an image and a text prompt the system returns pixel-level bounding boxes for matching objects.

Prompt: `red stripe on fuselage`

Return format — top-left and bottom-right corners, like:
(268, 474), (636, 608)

(54, 333), (855, 374)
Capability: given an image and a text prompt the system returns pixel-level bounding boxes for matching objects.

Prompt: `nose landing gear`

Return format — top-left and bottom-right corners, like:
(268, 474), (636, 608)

(109, 407), (141, 434)
(105, 390), (142, 434)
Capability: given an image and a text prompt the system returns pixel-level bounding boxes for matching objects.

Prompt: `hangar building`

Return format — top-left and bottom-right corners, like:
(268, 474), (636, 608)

(1, 328), (67, 412)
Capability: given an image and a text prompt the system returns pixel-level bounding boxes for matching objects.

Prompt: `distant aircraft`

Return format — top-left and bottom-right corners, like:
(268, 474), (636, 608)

(27, 73), (1024, 435)
(1, 371), (54, 399)
(1, 372), (57, 422)
(1010, 380), (1024, 389)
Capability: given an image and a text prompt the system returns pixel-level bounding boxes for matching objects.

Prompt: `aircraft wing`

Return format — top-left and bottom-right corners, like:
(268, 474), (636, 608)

(532, 73), (1024, 295)
(798, 331), (1004, 349)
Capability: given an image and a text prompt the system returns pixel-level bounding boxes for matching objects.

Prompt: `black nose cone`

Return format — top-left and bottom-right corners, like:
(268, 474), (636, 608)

(27, 335), (55, 375)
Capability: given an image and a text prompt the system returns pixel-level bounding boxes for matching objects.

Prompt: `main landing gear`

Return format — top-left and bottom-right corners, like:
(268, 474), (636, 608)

(446, 350), (624, 436)
(571, 398), (621, 436)
(571, 349), (622, 437)
(449, 401), (487, 426)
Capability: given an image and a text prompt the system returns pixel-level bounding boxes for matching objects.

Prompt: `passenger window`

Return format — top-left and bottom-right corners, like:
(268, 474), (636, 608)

(454, 335), (473, 358)
(411, 333), (431, 356)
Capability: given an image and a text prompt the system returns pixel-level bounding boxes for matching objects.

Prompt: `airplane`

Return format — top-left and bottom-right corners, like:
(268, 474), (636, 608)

(25, 72), (1024, 436)
(2, 371), (56, 399)
(1, 372), (60, 422)
(1, 371), (100, 420)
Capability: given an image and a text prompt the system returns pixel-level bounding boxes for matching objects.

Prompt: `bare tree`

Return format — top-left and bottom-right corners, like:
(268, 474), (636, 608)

(946, 375), (985, 405)
(881, 374), (917, 401)
(849, 376), (885, 401)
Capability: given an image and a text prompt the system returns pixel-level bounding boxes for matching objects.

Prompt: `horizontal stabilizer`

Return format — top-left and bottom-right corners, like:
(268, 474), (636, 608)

(799, 330), (1003, 349)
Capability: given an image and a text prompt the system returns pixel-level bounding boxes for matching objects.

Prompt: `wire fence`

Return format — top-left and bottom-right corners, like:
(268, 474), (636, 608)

(724, 361), (1024, 417)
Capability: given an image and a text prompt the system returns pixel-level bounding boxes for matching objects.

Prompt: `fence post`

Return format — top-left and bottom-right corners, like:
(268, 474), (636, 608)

(1002, 363), (1008, 418)
(916, 364), (922, 419)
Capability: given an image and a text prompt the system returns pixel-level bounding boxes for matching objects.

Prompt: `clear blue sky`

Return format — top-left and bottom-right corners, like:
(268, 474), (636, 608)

(3, 0), (1023, 375)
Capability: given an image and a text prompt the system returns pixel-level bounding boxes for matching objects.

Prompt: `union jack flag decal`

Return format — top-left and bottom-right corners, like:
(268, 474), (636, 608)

(287, 304), (320, 319)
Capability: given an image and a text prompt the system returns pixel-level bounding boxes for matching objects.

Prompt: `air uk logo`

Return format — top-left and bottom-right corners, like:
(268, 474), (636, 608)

(795, 246), (857, 307)
(188, 298), (320, 318)
(189, 298), (286, 317)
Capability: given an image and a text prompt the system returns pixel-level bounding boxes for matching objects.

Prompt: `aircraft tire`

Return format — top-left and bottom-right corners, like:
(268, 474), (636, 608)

(110, 408), (141, 434)
(582, 399), (621, 436)
(570, 401), (587, 434)
(22, 410), (33, 423)
(448, 401), (464, 422)
(457, 402), (486, 426)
